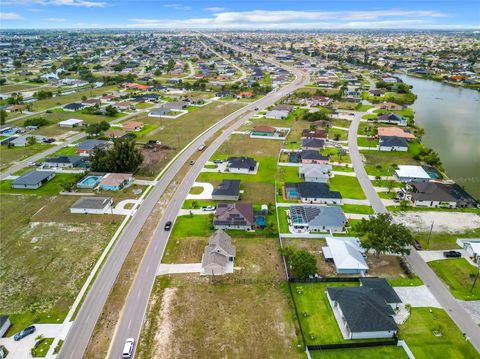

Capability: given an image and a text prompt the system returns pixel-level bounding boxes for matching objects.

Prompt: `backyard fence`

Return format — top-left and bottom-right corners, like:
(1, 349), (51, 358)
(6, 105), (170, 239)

(307, 337), (398, 351)
(289, 276), (362, 283)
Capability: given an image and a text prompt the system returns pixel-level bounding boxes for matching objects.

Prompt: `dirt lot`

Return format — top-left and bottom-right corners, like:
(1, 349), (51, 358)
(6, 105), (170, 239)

(138, 145), (175, 177)
(393, 211), (480, 233)
(138, 277), (303, 359)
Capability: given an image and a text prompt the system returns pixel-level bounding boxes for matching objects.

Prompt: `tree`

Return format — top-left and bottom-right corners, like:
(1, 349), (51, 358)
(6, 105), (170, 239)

(90, 138), (143, 173)
(302, 111), (329, 122)
(0, 109), (6, 125)
(354, 213), (414, 257)
(105, 105), (118, 117)
(24, 117), (49, 128)
(283, 246), (317, 279)
(27, 136), (37, 146)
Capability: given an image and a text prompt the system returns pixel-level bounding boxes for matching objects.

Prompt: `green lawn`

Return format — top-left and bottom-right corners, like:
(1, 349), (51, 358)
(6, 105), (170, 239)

(291, 282), (360, 345)
(49, 145), (78, 156)
(399, 308), (480, 359)
(327, 127), (348, 141)
(0, 173), (81, 196)
(170, 214), (213, 239)
(31, 337), (54, 357)
(310, 346), (408, 359)
(415, 228), (480, 250)
(428, 259), (480, 300)
(329, 175), (366, 199)
(357, 137), (379, 148)
(341, 204), (374, 215)
(277, 207), (290, 233)
(387, 276), (423, 287)
(0, 144), (53, 171)
(355, 104), (374, 112)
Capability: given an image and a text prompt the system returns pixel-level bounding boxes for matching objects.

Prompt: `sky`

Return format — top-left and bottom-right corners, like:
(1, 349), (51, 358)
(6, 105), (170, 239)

(0, 0), (479, 30)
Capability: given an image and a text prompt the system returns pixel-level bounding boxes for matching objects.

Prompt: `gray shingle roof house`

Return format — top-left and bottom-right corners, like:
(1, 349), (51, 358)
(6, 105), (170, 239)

(285, 182), (342, 204)
(212, 179), (241, 201)
(0, 316), (11, 338)
(289, 205), (347, 233)
(148, 107), (170, 117)
(70, 197), (113, 214)
(213, 203), (254, 231)
(265, 109), (289, 119)
(301, 138), (325, 150)
(77, 139), (109, 156)
(12, 170), (55, 189)
(201, 230), (236, 276)
(326, 280), (400, 339)
(10, 135), (48, 147)
(300, 150), (329, 164)
(377, 113), (407, 126)
(379, 136), (408, 151)
(408, 181), (477, 208)
(43, 155), (89, 168)
(226, 157), (258, 174)
(63, 102), (85, 112)
(299, 164), (331, 183)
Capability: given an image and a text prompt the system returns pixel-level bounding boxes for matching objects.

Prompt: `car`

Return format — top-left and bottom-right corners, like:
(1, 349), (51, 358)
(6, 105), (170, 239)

(122, 338), (135, 358)
(201, 205), (216, 211)
(14, 326), (36, 341)
(443, 250), (461, 258)
(254, 107), (259, 111)
(164, 221), (172, 231)
(413, 240), (422, 250)
(213, 159), (223, 164)
(189, 160), (195, 165)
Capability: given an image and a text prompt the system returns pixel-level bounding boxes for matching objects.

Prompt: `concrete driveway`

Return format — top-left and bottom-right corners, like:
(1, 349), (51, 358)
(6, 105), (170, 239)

(394, 285), (442, 308)
(113, 199), (141, 216)
(417, 250), (466, 263)
(186, 182), (214, 200)
(157, 263), (202, 275)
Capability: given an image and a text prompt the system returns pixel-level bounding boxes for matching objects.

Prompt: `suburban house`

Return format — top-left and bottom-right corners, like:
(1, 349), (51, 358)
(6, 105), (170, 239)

(308, 95), (332, 107)
(63, 103), (86, 112)
(163, 101), (188, 110)
(323, 237), (368, 275)
(300, 150), (329, 164)
(251, 125), (276, 136)
(301, 138), (325, 150)
(226, 157), (258, 174)
(285, 182), (342, 204)
(113, 101), (135, 111)
(394, 165), (431, 182)
(326, 279), (400, 339)
(299, 163), (331, 183)
(405, 181), (477, 208)
(148, 107), (170, 117)
(272, 104), (294, 112)
(301, 129), (327, 139)
(211, 179), (241, 201)
(99, 173), (133, 191)
(70, 197), (113, 214)
(201, 230), (236, 276)
(10, 135), (48, 147)
(265, 109), (289, 119)
(377, 127), (415, 140)
(375, 102), (404, 111)
(213, 203), (254, 231)
(379, 136), (408, 151)
(77, 139), (109, 156)
(105, 129), (129, 139)
(12, 170), (55, 189)
(377, 113), (407, 126)
(58, 118), (84, 127)
(369, 89), (384, 97)
(0, 316), (11, 338)
(288, 205), (347, 233)
(43, 155), (89, 169)
(122, 121), (144, 132)
(237, 91), (254, 98)
(457, 238), (480, 262)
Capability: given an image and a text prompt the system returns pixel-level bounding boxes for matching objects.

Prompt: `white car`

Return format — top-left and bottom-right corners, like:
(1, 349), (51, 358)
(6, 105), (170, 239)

(122, 338), (135, 358)
(201, 205), (216, 211)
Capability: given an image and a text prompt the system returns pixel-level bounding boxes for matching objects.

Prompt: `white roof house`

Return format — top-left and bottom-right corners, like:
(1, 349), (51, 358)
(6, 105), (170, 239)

(457, 238), (480, 261)
(59, 118), (84, 127)
(324, 236), (369, 275)
(394, 165), (431, 182)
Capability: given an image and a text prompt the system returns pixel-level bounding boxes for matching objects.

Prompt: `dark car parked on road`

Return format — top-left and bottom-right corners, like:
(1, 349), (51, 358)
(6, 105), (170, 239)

(164, 221), (172, 231)
(14, 325), (36, 341)
(443, 251), (461, 258)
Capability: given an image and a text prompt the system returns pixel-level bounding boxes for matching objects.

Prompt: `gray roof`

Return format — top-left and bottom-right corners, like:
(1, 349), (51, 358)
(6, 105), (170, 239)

(327, 286), (398, 333)
(71, 197), (112, 210)
(227, 156), (257, 170)
(359, 278), (402, 304)
(44, 155), (86, 165)
(290, 205), (346, 227)
(149, 107), (170, 116)
(377, 113), (405, 123)
(302, 138), (325, 148)
(13, 170), (54, 186)
(289, 182), (342, 199)
(380, 136), (408, 148)
(301, 150), (329, 161)
(0, 315), (9, 327)
(212, 179), (241, 197)
(299, 164), (331, 177)
(214, 203), (254, 227)
(202, 230), (236, 269)
(77, 139), (108, 151)
(410, 182), (477, 206)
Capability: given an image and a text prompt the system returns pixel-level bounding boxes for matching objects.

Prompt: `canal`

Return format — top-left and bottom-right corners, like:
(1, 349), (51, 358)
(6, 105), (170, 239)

(398, 74), (480, 200)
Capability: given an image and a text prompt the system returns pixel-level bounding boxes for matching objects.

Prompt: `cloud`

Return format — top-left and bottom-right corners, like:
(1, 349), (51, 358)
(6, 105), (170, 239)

(47, 17), (66, 22)
(0, 12), (23, 20)
(3, 0), (107, 7)
(206, 7), (225, 12)
(163, 3), (191, 11)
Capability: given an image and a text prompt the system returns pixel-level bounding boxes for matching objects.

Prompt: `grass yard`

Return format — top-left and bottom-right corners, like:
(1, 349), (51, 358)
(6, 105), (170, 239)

(31, 337), (54, 358)
(399, 307), (480, 359)
(363, 150), (420, 176)
(310, 346), (408, 359)
(357, 137), (379, 148)
(0, 173), (81, 196)
(137, 278), (303, 359)
(0, 195), (118, 334)
(428, 259), (480, 300)
(188, 186), (204, 195)
(291, 282), (359, 344)
(355, 104), (374, 112)
(329, 175), (366, 199)
(277, 207), (290, 233)
(415, 228), (480, 250)
(387, 276), (423, 287)
(327, 127), (348, 141)
(0, 144), (53, 171)
(0, 83), (41, 92)
(341, 204), (374, 214)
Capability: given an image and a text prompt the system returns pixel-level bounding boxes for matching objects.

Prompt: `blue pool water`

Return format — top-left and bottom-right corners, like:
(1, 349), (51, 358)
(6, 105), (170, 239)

(77, 175), (101, 188)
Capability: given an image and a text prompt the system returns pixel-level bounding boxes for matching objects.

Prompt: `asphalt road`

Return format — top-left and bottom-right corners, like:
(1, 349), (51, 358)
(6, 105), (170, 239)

(59, 53), (309, 358)
(348, 110), (480, 352)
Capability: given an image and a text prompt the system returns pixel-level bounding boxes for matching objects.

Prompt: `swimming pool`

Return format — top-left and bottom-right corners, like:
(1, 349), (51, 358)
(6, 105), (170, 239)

(77, 175), (101, 188)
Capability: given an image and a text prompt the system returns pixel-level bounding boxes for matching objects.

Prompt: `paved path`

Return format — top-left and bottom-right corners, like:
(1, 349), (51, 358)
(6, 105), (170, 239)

(394, 285), (442, 308)
(185, 181), (214, 200)
(347, 106), (480, 352)
(157, 263), (202, 275)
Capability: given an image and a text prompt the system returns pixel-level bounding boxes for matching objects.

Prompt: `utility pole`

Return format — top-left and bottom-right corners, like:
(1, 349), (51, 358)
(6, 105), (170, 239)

(427, 221), (434, 248)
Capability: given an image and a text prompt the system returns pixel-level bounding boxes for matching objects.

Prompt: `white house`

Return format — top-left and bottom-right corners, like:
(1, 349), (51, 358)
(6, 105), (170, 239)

(323, 237), (368, 275)
(58, 118), (84, 128)
(70, 197), (113, 214)
(394, 165), (431, 182)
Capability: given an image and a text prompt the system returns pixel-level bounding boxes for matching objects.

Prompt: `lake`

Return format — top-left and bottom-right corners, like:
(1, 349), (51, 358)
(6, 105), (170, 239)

(398, 74), (480, 200)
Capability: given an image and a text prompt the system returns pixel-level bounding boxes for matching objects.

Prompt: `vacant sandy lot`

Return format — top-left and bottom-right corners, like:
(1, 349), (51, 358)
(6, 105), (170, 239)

(393, 211), (480, 233)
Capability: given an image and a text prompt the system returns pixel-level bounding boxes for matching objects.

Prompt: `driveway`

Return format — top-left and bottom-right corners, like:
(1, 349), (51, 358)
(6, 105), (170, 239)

(157, 263), (202, 275)
(186, 182), (214, 200)
(113, 199), (140, 216)
(417, 250), (466, 263)
(394, 285), (442, 308)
